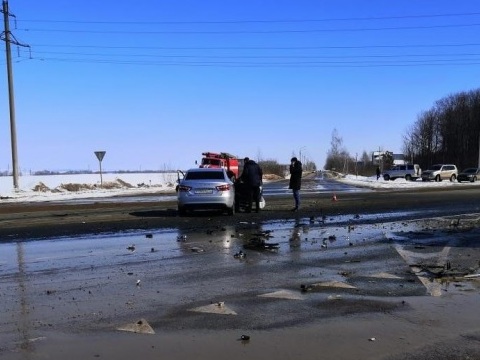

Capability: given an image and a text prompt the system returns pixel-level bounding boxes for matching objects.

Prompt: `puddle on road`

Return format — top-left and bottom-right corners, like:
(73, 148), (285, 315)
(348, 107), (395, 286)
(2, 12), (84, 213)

(2, 210), (478, 296)
(2, 211), (480, 360)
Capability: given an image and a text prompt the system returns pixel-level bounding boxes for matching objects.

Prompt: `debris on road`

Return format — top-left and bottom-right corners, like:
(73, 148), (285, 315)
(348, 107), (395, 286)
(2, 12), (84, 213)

(117, 319), (155, 334)
(240, 335), (250, 341)
(243, 237), (279, 250)
(234, 250), (246, 259)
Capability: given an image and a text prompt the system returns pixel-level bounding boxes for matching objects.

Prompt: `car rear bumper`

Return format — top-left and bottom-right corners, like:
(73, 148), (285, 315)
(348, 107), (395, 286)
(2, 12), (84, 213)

(178, 195), (234, 208)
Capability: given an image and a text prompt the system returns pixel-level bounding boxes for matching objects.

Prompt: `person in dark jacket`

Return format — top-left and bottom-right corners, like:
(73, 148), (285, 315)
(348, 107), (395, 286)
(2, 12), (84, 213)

(240, 157), (263, 213)
(289, 157), (302, 211)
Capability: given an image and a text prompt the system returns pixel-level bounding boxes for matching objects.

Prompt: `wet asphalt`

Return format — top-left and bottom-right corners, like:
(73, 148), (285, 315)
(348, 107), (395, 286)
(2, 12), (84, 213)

(1, 175), (480, 359)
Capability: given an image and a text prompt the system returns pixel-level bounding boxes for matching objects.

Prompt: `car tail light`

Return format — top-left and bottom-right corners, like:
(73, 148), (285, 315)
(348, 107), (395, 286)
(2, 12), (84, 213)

(178, 185), (191, 192)
(216, 184), (230, 191)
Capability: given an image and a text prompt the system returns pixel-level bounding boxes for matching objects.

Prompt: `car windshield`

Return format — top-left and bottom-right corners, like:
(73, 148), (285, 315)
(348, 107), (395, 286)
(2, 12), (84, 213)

(430, 165), (442, 170)
(185, 171), (225, 180)
(463, 168), (478, 173)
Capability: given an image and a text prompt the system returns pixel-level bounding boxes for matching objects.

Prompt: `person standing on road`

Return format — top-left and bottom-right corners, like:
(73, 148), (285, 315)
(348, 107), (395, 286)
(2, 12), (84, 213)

(289, 157), (302, 211)
(376, 166), (381, 180)
(240, 157), (263, 213)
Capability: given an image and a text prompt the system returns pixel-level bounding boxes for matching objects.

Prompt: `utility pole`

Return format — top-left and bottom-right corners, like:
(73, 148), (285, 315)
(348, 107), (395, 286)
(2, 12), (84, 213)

(1, 0), (29, 190)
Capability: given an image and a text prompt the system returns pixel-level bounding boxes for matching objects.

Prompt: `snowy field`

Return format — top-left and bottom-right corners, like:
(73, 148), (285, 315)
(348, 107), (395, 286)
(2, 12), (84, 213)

(0, 172), (179, 203)
(0, 171), (477, 203)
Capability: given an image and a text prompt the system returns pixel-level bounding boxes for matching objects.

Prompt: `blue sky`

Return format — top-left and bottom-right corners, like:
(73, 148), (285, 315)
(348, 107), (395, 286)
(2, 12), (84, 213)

(1, 1), (480, 173)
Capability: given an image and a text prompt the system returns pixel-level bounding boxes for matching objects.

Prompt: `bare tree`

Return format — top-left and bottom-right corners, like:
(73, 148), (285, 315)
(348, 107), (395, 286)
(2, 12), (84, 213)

(402, 88), (480, 170)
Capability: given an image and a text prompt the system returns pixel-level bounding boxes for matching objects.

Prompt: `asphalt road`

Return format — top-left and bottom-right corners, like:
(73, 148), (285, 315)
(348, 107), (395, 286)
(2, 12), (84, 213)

(1, 176), (480, 240)
(1, 180), (480, 360)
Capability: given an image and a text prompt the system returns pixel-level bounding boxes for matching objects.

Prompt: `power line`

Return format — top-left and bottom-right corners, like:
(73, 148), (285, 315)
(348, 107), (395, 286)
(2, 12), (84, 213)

(24, 56), (480, 68)
(26, 50), (480, 59)
(15, 11), (480, 25)
(26, 43), (480, 50)
(15, 23), (480, 35)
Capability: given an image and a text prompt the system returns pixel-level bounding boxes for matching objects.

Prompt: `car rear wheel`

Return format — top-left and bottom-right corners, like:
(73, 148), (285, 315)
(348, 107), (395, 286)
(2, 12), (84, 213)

(383, 174), (390, 181)
(405, 174), (412, 181)
(227, 204), (235, 216)
(435, 175), (441, 182)
(450, 174), (456, 182)
(472, 176), (477, 183)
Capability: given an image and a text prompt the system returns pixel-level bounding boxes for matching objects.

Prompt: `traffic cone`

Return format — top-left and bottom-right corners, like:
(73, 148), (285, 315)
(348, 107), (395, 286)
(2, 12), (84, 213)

(332, 193), (337, 202)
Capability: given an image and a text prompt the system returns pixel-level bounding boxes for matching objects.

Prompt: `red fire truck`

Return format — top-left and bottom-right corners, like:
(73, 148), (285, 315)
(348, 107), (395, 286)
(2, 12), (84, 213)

(199, 152), (240, 179)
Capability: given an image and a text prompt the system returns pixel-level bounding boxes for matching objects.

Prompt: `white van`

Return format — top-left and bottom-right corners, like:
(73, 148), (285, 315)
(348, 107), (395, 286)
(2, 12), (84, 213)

(383, 164), (422, 181)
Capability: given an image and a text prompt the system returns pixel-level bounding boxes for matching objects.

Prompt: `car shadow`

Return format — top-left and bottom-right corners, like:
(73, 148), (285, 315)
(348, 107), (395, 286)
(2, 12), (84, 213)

(129, 209), (178, 218)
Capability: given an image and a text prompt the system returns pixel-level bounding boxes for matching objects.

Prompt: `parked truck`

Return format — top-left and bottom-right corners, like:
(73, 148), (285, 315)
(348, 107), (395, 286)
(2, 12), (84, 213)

(199, 152), (240, 180)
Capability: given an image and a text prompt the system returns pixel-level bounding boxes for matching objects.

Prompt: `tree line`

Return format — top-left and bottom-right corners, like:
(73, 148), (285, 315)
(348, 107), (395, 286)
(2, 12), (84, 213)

(403, 88), (480, 170)
(325, 87), (480, 175)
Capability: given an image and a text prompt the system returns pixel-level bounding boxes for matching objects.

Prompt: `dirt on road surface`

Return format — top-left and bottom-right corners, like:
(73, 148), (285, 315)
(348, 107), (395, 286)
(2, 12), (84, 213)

(0, 184), (476, 239)
(1, 188), (480, 360)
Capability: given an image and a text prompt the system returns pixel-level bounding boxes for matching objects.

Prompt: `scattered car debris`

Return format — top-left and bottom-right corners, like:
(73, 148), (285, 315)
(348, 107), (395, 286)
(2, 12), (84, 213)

(240, 335), (250, 341)
(243, 237), (279, 250)
(300, 284), (313, 292)
(234, 250), (246, 259)
(190, 246), (204, 253)
(253, 230), (274, 238)
(145, 233), (153, 238)
(126, 244), (135, 251)
(464, 273), (480, 279)
(177, 235), (187, 241)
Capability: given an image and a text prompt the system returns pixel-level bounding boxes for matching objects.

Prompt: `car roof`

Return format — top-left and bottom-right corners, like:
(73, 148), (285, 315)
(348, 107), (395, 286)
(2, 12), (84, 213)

(186, 168), (225, 172)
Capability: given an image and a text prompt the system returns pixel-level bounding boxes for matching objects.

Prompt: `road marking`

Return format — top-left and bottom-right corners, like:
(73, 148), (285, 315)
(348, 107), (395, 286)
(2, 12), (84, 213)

(117, 318), (155, 334)
(258, 289), (304, 300)
(394, 244), (451, 297)
(311, 281), (357, 289)
(369, 272), (403, 279)
(188, 303), (237, 315)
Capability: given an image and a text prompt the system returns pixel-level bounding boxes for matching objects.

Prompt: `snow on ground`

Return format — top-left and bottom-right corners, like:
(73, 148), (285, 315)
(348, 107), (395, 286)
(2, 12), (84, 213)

(340, 173), (478, 189)
(0, 171), (476, 203)
(0, 172), (179, 203)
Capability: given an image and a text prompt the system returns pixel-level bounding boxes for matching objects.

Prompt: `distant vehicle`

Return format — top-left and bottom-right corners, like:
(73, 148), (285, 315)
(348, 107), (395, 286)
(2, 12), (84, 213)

(457, 168), (480, 183)
(199, 152), (240, 180)
(176, 168), (235, 216)
(421, 164), (458, 182)
(383, 164), (421, 181)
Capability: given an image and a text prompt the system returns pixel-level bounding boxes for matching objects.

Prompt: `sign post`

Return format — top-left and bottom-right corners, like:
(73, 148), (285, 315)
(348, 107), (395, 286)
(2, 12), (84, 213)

(94, 151), (106, 187)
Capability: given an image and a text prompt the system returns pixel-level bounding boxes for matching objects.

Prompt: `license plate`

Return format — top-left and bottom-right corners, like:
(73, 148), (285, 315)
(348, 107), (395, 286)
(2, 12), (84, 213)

(194, 188), (213, 194)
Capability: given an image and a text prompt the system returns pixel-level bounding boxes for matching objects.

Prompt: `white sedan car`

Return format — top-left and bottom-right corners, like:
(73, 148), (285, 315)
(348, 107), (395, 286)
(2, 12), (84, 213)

(176, 168), (235, 216)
